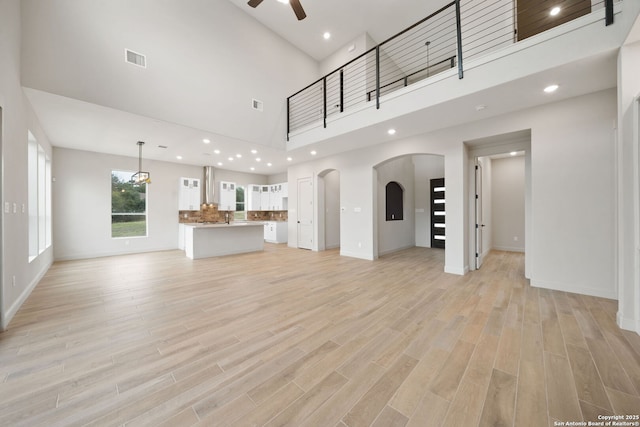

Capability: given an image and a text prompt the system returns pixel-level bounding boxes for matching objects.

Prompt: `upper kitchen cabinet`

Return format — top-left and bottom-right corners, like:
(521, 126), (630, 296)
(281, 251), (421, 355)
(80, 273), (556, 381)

(179, 177), (201, 211)
(219, 181), (236, 211)
(247, 184), (261, 211)
(269, 183), (288, 211)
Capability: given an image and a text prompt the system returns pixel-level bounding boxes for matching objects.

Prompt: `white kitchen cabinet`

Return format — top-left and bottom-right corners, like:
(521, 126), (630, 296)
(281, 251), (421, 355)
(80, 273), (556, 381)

(218, 181), (236, 211)
(260, 185), (270, 210)
(247, 184), (261, 211)
(281, 182), (288, 210)
(263, 221), (288, 243)
(178, 223), (185, 250)
(179, 177), (201, 210)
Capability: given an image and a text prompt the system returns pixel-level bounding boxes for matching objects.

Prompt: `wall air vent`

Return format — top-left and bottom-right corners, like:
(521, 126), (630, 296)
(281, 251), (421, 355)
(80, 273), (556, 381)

(252, 99), (264, 112)
(125, 49), (146, 68)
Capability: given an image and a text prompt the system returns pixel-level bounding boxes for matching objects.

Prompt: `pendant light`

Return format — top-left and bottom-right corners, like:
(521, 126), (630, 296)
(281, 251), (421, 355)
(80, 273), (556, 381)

(130, 141), (151, 185)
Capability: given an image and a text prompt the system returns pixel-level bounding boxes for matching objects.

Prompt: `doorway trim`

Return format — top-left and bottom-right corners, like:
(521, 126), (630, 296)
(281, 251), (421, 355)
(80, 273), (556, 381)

(466, 132), (531, 277)
(0, 106), (4, 330)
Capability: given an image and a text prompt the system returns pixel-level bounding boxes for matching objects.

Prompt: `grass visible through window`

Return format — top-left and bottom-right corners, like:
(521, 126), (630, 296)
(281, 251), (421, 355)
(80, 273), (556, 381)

(111, 221), (146, 238)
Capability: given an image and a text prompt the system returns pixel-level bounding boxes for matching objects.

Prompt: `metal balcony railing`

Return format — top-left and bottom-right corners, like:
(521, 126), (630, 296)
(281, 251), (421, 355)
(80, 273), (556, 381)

(287, 0), (616, 139)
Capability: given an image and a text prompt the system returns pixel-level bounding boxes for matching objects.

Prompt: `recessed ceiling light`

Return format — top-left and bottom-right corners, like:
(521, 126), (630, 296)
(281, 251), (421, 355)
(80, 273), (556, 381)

(550, 6), (561, 16)
(287, 157), (293, 162)
(228, 157), (234, 161)
(510, 151), (518, 156)
(236, 153), (242, 158)
(176, 155), (183, 160)
(323, 32), (331, 40)
(277, 0), (288, 3)
(387, 128), (396, 135)
(544, 84), (559, 93)
(250, 167), (255, 171)
(203, 138), (210, 144)
(310, 150), (317, 156)
(217, 162), (223, 166)
(267, 163), (272, 167)
(251, 149), (258, 154)
(256, 157), (261, 162)
(214, 149), (220, 154)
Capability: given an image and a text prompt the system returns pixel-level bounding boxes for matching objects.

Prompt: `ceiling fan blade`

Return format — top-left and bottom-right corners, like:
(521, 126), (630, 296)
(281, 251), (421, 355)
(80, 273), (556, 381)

(247, 0), (263, 8)
(290, 0), (306, 20)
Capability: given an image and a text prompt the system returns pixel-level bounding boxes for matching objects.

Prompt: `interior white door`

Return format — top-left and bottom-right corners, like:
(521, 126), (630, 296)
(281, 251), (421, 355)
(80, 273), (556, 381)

(475, 162), (485, 269)
(297, 177), (314, 250)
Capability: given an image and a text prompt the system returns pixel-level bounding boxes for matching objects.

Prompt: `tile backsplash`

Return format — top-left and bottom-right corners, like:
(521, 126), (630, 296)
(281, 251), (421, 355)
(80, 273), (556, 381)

(247, 211), (288, 222)
(179, 205), (288, 223)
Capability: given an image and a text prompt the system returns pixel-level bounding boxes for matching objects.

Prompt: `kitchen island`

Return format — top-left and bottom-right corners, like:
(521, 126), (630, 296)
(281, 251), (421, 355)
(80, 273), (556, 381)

(183, 222), (264, 259)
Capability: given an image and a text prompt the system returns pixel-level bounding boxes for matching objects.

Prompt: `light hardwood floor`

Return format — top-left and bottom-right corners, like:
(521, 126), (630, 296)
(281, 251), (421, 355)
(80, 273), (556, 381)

(1, 245), (639, 426)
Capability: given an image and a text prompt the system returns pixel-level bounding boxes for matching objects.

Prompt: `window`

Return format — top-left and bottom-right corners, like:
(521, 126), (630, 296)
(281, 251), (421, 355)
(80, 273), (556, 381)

(111, 170), (147, 238)
(235, 185), (246, 220)
(385, 181), (404, 221)
(28, 131), (52, 261)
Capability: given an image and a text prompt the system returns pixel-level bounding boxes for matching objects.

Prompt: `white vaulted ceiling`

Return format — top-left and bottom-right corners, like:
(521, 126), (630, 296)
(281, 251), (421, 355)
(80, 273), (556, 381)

(20, 0), (622, 173)
(20, 0), (439, 173)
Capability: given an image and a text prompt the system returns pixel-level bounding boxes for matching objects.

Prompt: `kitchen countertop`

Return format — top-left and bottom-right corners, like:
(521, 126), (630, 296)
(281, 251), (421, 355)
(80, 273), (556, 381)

(185, 221), (265, 228)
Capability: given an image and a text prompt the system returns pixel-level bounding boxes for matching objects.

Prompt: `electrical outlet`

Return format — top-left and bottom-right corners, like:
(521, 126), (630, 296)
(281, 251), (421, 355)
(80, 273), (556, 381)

(13, 203), (17, 214)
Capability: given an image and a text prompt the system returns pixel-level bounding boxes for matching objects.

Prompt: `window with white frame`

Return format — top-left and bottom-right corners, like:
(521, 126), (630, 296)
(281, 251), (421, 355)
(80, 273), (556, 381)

(111, 170), (147, 238)
(28, 131), (52, 262)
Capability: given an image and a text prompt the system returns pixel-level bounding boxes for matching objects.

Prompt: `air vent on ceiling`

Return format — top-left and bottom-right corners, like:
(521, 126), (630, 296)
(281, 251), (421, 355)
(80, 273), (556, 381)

(252, 99), (264, 112)
(125, 49), (146, 68)
(157, 145), (168, 149)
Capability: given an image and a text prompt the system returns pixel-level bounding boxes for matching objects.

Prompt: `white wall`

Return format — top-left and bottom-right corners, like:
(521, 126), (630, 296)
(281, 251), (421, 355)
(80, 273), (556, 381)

(376, 156), (416, 255)
(617, 39), (640, 333)
(475, 156), (494, 258)
(53, 149), (273, 261)
(461, 0), (514, 62)
(53, 148), (204, 260)
(320, 33), (376, 76)
(413, 155), (445, 247)
(324, 170), (340, 249)
(20, 0), (320, 150)
(288, 88), (616, 299)
(491, 156), (525, 252)
(0, 0), (54, 329)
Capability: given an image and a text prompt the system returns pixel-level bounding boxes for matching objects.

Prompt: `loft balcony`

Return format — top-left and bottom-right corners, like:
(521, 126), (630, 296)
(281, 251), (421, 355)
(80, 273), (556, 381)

(286, 0), (626, 151)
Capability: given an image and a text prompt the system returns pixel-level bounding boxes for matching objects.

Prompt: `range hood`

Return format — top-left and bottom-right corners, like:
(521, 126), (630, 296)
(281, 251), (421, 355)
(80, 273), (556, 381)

(203, 166), (218, 205)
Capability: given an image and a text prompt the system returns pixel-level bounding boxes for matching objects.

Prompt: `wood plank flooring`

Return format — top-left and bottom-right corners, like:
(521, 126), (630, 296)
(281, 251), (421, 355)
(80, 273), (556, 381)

(1, 245), (639, 426)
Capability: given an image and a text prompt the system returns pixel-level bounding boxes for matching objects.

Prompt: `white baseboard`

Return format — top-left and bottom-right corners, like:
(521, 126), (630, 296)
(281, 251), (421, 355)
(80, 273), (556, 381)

(378, 245), (415, 257)
(492, 245), (525, 253)
(531, 279), (617, 300)
(445, 265), (468, 276)
(340, 250), (375, 261)
(617, 311), (640, 335)
(54, 246), (179, 262)
(2, 259), (53, 330)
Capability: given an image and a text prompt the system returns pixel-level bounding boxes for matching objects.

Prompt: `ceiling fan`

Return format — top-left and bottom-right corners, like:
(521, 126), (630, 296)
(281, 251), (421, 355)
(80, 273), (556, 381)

(247, 0), (307, 21)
